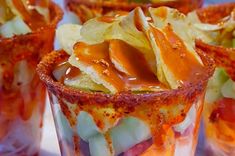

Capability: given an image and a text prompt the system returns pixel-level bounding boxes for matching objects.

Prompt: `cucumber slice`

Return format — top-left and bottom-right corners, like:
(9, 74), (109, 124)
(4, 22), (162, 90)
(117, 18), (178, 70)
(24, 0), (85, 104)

(221, 79), (235, 99)
(54, 103), (73, 142)
(12, 17), (31, 35)
(76, 111), (99, 142)
(64, 72), (109, 93)
(0, 20), (15, 37)
(0, 17), (31, 38)
(205, 68), (229, 103)
(88, 134), (112, 156)
(76, 108), (120, 142)
(110, 117), (151, 155)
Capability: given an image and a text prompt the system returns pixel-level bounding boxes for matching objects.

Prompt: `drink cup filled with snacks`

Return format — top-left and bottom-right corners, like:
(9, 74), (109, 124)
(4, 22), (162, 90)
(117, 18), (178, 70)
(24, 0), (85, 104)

(37, 7), (214, 156)
(194, 3), (235, 156)
(0, 0), (62, 155)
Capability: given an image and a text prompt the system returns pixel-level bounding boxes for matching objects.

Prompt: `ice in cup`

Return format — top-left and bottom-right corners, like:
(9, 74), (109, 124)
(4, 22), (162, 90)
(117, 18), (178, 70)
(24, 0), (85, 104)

(0, 0), (62, 155)
(189, 3), (235, 156)
(37, 7), (214, 156)
(65, 0), (204, 23)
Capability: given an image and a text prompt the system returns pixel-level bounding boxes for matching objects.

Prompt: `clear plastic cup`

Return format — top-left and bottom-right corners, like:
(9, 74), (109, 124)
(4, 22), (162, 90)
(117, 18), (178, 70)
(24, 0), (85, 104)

(197, 41), (235, 156)
(65, 0), (204, 23)
(196, 3), (235, 155)
(0, 2), (62, 155)
(37, 48), (214, 156)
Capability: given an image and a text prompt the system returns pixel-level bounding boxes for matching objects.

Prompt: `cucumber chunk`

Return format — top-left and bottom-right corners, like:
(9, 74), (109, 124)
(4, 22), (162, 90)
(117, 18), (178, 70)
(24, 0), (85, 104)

(88, 134), (112, 156)
(64, 72), (109, 93)
(0, 20), (15, 37)
(205, 68), (229, 103)
(76, 111), (100, 142)
(110, 117), (151, 155)
(54, 104), (73, 142)
(76, 108), (119, 142)
(221, 79), (235, 99)
(0, 17), (31, 38)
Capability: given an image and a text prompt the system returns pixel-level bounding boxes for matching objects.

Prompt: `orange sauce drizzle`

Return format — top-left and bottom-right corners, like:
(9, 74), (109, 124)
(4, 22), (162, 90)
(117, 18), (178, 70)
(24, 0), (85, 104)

(12, 0), (48, 30)
(134, 8), (145, 32)
(153, 7), (167, 19)
(149, 24), (205, 83)
(26, 0), (48, 7)
(73, 39), (166, 92)
(74, 41), (125, 91)
(65, 66), (81, 80)
(97, 16), (116, 23)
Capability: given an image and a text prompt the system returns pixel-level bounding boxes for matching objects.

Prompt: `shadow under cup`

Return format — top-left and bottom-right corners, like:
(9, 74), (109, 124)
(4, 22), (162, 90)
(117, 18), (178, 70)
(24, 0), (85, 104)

(0, 2), (62, 155)
(37, 49), (214, 156)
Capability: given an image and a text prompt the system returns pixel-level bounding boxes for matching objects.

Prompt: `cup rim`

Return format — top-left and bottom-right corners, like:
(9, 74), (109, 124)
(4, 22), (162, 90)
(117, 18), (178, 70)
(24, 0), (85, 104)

(195, 2), (235, 80)
(196, 2), (235, 24)
(196, 40), (235, 81)
(37, 48), (214, 109)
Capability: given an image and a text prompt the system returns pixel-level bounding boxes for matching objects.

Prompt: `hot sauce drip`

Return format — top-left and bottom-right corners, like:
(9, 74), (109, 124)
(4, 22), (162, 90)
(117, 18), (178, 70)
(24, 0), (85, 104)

(65, 66), (81, 81)
(210, 98), (235, 123)
(97, 16), (116, 23)
(73, 39), (166, 92)
(11, 0), (49, 30)
(149, 24), (205, 84)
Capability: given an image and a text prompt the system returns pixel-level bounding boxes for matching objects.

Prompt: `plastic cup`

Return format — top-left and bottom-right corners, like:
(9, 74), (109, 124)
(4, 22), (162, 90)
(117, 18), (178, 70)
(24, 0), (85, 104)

(37, 48), (214, 156)
(0, 2), (62, 155)
(196, 3), (235, 156)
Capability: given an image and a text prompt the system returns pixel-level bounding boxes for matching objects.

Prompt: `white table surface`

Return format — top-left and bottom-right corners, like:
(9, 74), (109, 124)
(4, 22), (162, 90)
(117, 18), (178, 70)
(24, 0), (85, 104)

(39, 0), (234, 155)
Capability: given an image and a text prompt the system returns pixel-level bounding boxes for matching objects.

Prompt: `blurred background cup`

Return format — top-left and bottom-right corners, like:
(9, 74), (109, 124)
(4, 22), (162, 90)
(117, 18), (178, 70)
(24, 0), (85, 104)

(37, 49), (214, 156)
(0, 1), (62, 155)
(65, 0), (204, 23)
(195, 3), (235, 156)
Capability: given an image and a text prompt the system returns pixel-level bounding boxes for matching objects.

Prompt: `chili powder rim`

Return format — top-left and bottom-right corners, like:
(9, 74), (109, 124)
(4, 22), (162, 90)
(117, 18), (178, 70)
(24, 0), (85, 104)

(196, 2), (235, 80)
(37, 48), (214, 108)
